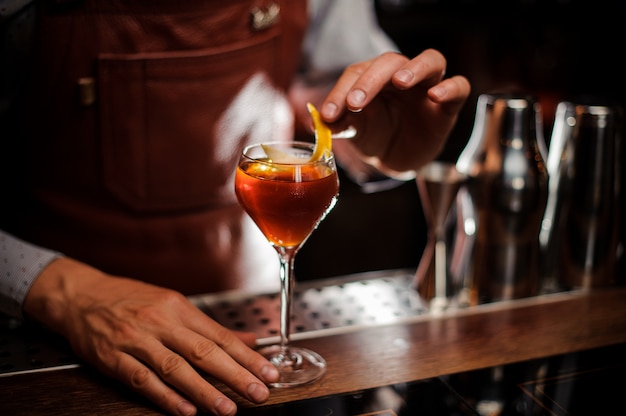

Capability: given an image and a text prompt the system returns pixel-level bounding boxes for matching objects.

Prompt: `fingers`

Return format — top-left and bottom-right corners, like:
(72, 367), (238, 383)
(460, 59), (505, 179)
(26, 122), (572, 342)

(427, 74), (472, 113)
(321, 51), (408, 119)
(182, 305), (279, 387)
(113, 352), (209, 416)
(391, 48), (447, 90)
(119, 324), (274, 416)
(317, 48), (471, 175)
(344, 52), (410, 112)
(321, 49), (449, 121)
(232, 330), (259, 348)
(165, 325), (278, 402)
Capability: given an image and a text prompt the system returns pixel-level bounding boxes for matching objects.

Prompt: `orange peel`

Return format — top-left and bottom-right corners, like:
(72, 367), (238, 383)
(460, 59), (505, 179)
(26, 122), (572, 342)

(307, 102), (332, 161)
(258, 103), (332, 164)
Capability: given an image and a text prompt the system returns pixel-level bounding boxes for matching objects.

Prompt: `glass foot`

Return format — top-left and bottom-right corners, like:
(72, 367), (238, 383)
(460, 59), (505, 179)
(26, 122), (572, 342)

(258, 344), (326, 388)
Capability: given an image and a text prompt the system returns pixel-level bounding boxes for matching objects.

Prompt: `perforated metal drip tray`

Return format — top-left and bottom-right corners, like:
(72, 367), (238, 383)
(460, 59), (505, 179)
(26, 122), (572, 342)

(0, 318), (80, 376)
(190, 268), (427, 345)
(0, 269), (423, 376)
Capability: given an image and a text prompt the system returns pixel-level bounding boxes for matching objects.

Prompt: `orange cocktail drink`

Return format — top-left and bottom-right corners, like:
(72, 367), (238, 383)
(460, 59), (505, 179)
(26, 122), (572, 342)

(235, 158), (338, 248)
(234, 136), (338, 387)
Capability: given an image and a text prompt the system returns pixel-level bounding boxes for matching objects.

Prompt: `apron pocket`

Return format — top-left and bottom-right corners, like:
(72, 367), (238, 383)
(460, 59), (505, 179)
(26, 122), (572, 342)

(98, 35), (280, 213)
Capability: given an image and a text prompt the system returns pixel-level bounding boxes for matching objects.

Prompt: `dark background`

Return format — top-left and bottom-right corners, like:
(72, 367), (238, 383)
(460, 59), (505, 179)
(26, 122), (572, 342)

(296, 0), (626, 281)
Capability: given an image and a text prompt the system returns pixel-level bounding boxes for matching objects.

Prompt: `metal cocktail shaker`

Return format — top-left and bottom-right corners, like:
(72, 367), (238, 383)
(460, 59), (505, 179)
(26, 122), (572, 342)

(540, 100), (623, 290)
(457, 93), (549, 305)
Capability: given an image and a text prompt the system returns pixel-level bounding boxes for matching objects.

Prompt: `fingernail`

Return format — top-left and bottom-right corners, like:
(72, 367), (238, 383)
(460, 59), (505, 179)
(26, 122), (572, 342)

(430, 85), (447, 99)
(395, 69), (413, 84)
(348, 89), (366, 108)
(214, 397), (236, 416)
(322, 102), (338, 119)
(261, 364), (279, 382)
(248, 382), (270, 402)
(176, 400), (196, 416)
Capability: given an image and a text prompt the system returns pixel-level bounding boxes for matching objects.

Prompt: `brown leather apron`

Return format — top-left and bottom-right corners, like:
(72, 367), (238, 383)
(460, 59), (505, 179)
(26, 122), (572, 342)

(13, 0), (308, 294)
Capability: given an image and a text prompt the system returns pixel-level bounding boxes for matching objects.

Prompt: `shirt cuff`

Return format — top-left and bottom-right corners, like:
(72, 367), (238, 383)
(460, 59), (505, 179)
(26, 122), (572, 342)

(0, 230), (63, 320)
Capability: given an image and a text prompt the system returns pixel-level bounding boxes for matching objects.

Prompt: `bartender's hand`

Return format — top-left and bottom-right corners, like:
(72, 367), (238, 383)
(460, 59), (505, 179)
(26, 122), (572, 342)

(24, 257), (279, 416)
(321, 48), (471, 177)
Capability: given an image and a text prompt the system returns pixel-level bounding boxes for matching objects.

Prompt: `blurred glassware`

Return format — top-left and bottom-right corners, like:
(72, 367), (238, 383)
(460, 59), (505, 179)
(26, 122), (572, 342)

(540, 99), (623, 291)
(457, 93), (549, 305)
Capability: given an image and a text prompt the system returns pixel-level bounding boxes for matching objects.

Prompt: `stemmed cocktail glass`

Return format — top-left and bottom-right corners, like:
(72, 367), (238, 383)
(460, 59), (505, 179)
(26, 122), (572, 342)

(234, 138), (339, 387)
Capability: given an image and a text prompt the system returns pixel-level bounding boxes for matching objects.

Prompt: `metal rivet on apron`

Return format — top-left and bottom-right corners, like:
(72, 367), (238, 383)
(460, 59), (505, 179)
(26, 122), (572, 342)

(250, 2), (280, 31)
(77, 77), (96, 107)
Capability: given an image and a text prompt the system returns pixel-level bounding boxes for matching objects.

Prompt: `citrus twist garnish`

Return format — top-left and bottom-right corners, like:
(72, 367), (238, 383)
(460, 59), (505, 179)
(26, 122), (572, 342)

(307, 102), (332, 161)
(259, 103), (332, 164)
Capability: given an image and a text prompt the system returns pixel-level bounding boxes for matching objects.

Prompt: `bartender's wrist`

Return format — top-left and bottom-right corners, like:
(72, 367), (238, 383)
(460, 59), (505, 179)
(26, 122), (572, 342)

(23, 256), (105, 335)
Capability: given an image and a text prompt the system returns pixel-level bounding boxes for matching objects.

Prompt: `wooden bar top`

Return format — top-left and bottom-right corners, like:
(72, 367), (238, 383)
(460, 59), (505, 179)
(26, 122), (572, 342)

(2, 285), (626, 415)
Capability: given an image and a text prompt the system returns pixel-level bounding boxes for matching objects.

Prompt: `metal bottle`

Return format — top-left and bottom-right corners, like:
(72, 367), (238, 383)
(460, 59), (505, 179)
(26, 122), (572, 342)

(457, 93), (549, 305)
(540, 100), (623, 290)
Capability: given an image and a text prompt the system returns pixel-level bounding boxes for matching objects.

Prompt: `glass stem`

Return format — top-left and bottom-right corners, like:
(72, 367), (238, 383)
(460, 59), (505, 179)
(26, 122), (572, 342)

(277, 247), (298, 352)
(435, 237), (447, 299)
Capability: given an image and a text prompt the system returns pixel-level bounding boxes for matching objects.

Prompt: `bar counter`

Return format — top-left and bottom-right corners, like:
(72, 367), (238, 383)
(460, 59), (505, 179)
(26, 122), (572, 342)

(1, 269), (626, 415)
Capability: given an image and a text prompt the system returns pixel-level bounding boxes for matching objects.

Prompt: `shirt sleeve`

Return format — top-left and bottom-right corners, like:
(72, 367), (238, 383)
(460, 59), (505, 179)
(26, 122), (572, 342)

(0, 230), (62, 319)
(302, 0), (399, 76)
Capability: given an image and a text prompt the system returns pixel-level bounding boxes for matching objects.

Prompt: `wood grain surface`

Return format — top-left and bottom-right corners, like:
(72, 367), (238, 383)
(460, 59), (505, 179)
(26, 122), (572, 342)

(2, 287), (625, 415)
